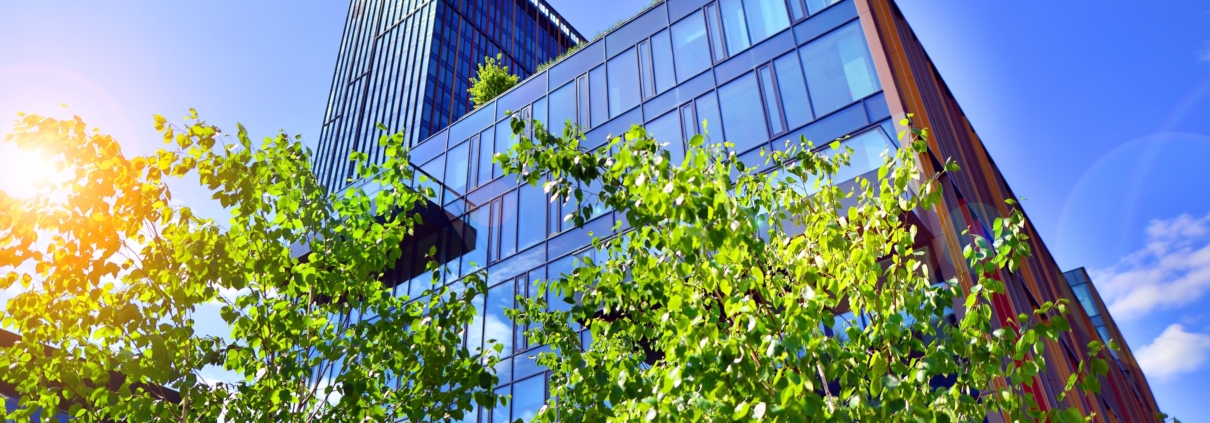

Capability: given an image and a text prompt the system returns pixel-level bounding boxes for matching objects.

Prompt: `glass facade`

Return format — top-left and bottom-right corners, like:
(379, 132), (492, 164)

(313, 0), (584, 190)
(319, 0), (893, 421)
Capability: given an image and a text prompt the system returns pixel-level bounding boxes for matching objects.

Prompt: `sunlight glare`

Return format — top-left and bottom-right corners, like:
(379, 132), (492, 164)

(0, 144), (56, 199)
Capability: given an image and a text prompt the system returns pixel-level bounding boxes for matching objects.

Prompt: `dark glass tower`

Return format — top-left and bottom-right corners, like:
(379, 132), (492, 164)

(313, 0), (583, 190)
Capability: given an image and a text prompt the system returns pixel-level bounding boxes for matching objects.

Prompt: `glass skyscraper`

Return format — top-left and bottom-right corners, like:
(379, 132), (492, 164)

(312, 0), (1164, 421)
(312, 0), (584, 190)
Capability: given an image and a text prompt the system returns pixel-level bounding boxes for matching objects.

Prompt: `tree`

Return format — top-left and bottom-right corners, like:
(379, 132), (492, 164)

(495, 117), (1115, 422)
(468, 53), (519, 109)
(0, 111), (502, 422)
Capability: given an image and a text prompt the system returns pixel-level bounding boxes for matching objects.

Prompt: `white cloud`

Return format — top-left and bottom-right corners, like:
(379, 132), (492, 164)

(1135, 324), (1210, 381)
(1089, 212), (1210, 320)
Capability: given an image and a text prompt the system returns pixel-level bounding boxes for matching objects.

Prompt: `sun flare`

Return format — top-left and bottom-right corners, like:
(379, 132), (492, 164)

(0, 145), (57, 198)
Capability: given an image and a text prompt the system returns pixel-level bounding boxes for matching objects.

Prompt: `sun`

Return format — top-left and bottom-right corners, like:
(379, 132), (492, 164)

(0, 144), (56, 198)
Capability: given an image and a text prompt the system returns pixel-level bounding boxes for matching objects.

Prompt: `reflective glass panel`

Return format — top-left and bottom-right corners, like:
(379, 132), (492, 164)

(650, 30), (677, 94)
(445, 140), (471, 195)
(578, 75), (590, 130)
(718, 73), (768, 152)
(486, 282), (514, 357)
(695, 91), (724, 142)
(742, 0), (791, 42)
(646, 111), (684, 164)
(799, 22), (881, 116)
(671, 12), (712, 81)
(476, 129), (495, 187)
(532, 96), (548, 131)
(549, 82), (576, 134)
(460, 206), (490, 276)
(705, 4), (727, 60)
(788, 0), (806, 21)
(806, 0), (841, 14)
(758, 66), (785, 135)
(500, 190), (519, 259)
(511, 376), (545, 423)
(589, 66), (608, 127)
(773, 52), (813, 129)
(719, 0), (751, 54)
(638, 41), (655, 99)
(607, 48), (641, 118)
(517, 183), (546, 250)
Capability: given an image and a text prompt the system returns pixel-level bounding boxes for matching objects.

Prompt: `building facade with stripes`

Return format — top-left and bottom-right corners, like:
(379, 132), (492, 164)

(313, 0), (584, 190)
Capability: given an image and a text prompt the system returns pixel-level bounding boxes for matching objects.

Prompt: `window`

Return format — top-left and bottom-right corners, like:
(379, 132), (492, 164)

(589, 66), (608, 127)
(695, 92), (724, 141)
(445, 140), (471, 195)
(518, 183), (546, 250)
(650, 29), (677, 94)
(799, 22), (881, 116)
(532, 96), (548, 131)
(773, 52), (813, 129)
(806, 0), (841, 14)
(638, 41), (655, 99)
(476, 129), (495, 187)
(742, 0), (790, 41)
(705, 4), (728, 60)
(719, 0), (751, 54)
(511, 375), (545, 423)
(419, 155), (445, 204)
(496, 190), (519, 260)
(549, 82), (576, 134)
(679, 105), (697, 145)
(607, 48), (641, 118)
(788, 0), (806, 21)
(486, 282), (514, 357)
(757, 66), (785, 135)
(460, 206), (491, 277)
(646, 111), (684, 164)
(578, 74), (590, 129)
(718, 73), (767, 152)
(671, 12), (712, 81)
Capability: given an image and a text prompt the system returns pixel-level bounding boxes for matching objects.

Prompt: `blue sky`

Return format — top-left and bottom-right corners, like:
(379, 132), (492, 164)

(2, 1), (1209, 419)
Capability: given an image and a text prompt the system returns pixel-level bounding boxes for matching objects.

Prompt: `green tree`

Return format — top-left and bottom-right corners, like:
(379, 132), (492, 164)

(495, 117), (1115, 422)
(468, 53), (519, 109)
(0, 112), (501, 422)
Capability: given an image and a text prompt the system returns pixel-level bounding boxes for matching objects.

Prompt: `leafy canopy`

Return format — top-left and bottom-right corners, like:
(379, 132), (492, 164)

(0, 111), (502, 422)
(468, 53), (519, 109)
(494, 117), (1116, 423)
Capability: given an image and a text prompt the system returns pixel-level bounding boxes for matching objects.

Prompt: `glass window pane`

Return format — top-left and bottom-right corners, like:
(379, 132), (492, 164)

(512, 376), (545, 423)
(788, 0), (806, 21)
(705, 4), (727, 60)
(445, 140), (470, 195)
(695, 91), (724, 142)
(532, 96), (548, 132)
(476, 129), (495, 187)
(806, 0), (841, 14)
(671, 12), (712, 82)
(646, 111), (684, 164)
(466, 292), (486, 351)
(550, 82), (576, 135)
(607, 48), (641, 118)
(718, 73), (767, 152)
(719, 0), (751, 54)
(799, 22), (881, 116)
(578, 75), (590, 130)
(742, 0), (791, 42)
(500, 190), (518, 259)
(650, 30), (677, 94)
(487, 282), (515, 357)
(419, 155), (445, 204)
(494, 118), (516, 180)
(638, 41), (655, 99)
(517, 183), (546, 251)
(758, 66), (785, 135)
(492, 385), (512, 423)
(460, 206), (490, 276)
(680, 104), (697, 140)
(589, 66), (608, 127)
(773, 52), (813, 129)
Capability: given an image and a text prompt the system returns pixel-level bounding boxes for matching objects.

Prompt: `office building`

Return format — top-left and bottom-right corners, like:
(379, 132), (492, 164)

(312, 0), (585, 189)
(314, 0), (1164, 421)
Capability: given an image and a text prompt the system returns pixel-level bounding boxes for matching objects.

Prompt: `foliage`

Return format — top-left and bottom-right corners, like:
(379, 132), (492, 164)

(496, 116), (1116, 422)
(0, 112), (502, 422)
(469, 53), (519, 109)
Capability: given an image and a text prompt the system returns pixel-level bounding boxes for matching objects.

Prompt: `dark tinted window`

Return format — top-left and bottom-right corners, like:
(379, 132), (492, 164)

(718, 73), (767, 151)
